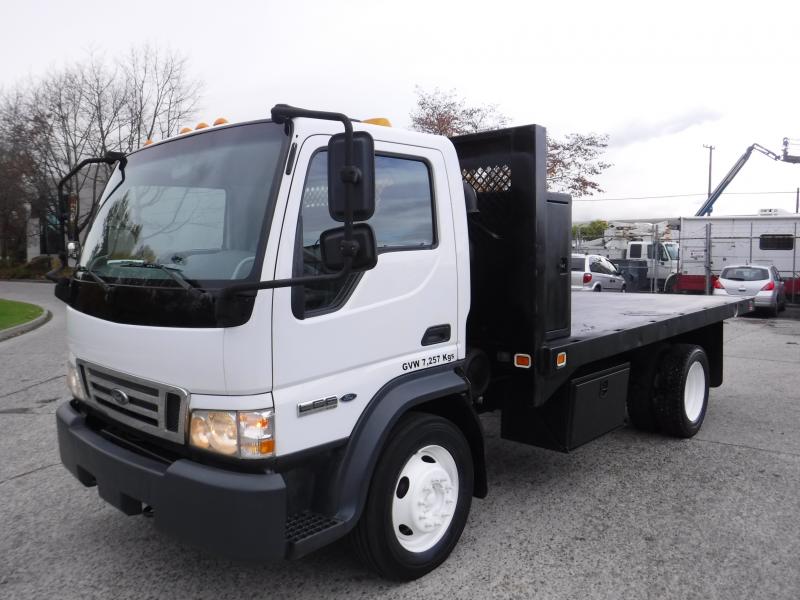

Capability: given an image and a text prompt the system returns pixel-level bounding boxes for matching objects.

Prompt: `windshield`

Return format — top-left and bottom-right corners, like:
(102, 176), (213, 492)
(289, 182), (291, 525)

(80, 122), (286, 286)
(664, 243), (679, 260)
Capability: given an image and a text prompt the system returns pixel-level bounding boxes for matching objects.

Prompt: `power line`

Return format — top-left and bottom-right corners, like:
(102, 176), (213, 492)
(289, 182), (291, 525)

(573, 190), (798, 202)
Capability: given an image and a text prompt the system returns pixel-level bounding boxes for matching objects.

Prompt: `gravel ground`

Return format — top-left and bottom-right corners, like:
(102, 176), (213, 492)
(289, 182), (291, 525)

(1, 280), (798, 600)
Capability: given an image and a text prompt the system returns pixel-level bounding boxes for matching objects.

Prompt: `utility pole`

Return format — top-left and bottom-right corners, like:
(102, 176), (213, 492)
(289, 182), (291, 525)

(796, 187), (799, 213)
(703, 144), (715, 198)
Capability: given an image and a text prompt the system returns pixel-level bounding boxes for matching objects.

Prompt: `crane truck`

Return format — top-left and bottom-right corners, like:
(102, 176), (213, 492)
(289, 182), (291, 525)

(52, 105), (753, 580)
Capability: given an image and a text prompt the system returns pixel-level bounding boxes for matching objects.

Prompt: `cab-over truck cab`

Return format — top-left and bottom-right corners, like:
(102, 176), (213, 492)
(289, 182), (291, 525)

(54, 105), (751, 580)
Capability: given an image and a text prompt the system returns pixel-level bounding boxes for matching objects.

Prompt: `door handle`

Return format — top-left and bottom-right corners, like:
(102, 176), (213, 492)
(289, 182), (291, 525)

(421, 324), (451, 346)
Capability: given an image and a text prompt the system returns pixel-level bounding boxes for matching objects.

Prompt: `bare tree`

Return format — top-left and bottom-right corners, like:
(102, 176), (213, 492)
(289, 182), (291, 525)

(0, 46), (203, 258)
(121, 45), (203, 151)
(410, 87), (611, 196)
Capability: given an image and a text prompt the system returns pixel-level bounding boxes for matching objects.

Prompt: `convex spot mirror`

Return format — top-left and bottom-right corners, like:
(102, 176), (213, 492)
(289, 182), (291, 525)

(67, 241), (80, 260)
(327, 131), (375, 222)
(320, 224), (378, 272)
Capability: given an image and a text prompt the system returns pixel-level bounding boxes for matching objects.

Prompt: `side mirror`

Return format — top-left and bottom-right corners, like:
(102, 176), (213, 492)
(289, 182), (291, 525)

(67, 241), (81, 260)
(327, 131), (375, 222)
(320, 224), (378, 272)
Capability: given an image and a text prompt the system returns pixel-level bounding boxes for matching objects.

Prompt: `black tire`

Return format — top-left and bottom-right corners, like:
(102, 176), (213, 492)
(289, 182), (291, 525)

(653, 344), (709, 438)
(351, 412), (474, 581)
(626, 345), (668, 432)
(594, 285), (602, 292)
(621, 284), (627, 293)
(664, 275), (676, 294)
(770, 303), (779, 318)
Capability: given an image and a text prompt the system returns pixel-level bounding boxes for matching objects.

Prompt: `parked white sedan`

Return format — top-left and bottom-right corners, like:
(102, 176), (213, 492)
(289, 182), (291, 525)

(713, 264), (787, 317)
(571, 253), (626, 292)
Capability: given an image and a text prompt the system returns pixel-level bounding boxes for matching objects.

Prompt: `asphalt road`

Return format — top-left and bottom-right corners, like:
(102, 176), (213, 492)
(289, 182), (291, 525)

(1, 280), (799, 600)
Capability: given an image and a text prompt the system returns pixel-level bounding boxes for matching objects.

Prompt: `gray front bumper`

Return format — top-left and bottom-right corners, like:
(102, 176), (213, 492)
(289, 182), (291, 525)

(56, 402), (287, 560)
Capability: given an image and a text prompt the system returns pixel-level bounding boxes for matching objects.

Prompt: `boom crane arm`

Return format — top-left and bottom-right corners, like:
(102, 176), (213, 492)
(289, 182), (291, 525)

(695, 143), (782, 216)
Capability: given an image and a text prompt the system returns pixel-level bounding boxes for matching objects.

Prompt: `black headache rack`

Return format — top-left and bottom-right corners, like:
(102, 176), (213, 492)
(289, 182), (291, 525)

(452, 126), (751, 453)
(451, 125), (572, 410)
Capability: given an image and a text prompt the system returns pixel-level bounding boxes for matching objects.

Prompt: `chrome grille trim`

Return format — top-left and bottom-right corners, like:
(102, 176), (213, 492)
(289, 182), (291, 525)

(77, 360), (189, 444)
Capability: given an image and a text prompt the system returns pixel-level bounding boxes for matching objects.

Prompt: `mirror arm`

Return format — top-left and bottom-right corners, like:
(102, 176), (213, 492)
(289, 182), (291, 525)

(218, 257), (354, 299)
(56, 152), (127, 247)
(270, 104), (361, 245)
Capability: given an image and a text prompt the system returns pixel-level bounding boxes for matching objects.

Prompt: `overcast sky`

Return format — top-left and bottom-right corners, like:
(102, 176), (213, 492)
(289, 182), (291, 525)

(3, 0), (799, 222)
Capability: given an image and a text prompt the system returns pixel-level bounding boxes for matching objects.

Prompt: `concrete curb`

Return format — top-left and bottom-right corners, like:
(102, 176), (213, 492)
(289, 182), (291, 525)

(0, 309), (52, 342)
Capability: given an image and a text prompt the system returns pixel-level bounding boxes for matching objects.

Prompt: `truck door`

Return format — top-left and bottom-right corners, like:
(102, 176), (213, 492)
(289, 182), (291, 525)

(270, 136), (460, 455)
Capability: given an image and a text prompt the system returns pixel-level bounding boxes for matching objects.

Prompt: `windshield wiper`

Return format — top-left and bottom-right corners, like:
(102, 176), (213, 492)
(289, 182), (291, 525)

(111, 260), (205, 297)
(76, 255), (112, 293)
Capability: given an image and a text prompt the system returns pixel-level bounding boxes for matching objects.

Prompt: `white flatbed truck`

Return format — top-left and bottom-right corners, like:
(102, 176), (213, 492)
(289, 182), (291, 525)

(52, 106), (754, 580)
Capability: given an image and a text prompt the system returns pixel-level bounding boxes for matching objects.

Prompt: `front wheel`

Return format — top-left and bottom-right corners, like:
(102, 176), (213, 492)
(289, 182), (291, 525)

(653, 344), (709, 437)
(351, 412), (474, 581)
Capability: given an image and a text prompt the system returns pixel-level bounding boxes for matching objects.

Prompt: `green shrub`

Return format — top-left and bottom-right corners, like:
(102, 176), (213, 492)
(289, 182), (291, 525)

(0, 255), (56, 280)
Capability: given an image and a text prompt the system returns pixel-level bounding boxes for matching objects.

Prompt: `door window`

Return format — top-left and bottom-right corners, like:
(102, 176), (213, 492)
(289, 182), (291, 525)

(294, 150), (435, 316)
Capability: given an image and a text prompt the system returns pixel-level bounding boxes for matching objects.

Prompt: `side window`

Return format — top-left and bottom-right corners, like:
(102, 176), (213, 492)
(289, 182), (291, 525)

(629, 244), (641, 259)
(590, 259), (607, 274)
(759, 234), (794, 251)
(293, 153), (349, 314)
(646, 244), (655, 259)
(371, 156), (435, 249)
(294, 150), (435, 316)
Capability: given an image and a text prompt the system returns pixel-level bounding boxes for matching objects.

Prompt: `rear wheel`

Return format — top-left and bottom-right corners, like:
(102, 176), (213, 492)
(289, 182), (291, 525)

(594, 285), (602, 292)
(352, 412), (473, 581)
(653, 344), (709, 438)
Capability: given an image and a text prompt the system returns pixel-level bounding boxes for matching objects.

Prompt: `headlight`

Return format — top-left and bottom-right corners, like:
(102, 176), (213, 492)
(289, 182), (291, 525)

(66, 361), (86, 401)
(189, 409), (274, 459)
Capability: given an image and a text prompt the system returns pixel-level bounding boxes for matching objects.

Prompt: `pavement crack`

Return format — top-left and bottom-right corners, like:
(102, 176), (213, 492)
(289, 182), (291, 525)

(0, 374), (63, 399)
(0, 462), (61, 486)
(693, 437), (800, 459)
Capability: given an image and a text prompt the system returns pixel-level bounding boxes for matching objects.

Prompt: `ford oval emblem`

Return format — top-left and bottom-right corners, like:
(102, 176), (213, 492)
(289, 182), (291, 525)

(340, 393), (357, 403)
(110, 388), (129, 405)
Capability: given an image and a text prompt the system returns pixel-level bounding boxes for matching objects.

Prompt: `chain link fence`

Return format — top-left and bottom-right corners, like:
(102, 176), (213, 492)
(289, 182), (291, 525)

(677, 220), (799, 303)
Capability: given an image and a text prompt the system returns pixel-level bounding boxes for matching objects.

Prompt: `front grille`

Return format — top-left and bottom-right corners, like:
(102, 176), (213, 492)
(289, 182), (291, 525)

(77, 360), (189, 444)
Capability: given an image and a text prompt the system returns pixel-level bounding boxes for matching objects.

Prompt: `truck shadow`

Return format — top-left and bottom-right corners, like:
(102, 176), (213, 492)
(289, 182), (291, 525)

(73, 415), (667, 595)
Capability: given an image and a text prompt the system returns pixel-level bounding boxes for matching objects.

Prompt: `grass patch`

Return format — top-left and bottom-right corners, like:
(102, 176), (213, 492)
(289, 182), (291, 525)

(0, 298), (45, 330)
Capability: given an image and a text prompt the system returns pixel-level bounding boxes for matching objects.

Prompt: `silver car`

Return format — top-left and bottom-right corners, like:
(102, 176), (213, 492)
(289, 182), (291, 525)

(713, 264), (787, 316)
(571, 253), (626, 292)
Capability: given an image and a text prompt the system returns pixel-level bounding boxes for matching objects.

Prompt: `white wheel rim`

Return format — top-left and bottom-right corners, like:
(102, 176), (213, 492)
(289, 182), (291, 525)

(683, 361), (706, 423)
(391, 444), (459, 553)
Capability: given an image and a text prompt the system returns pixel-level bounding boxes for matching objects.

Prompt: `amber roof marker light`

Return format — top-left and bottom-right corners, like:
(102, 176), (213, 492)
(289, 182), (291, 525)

(362, 117), (392, 127)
